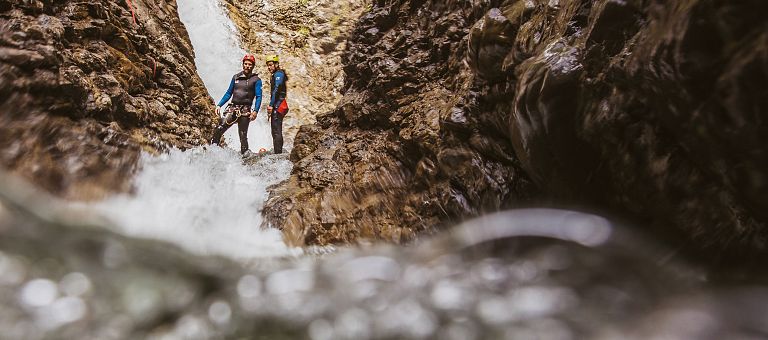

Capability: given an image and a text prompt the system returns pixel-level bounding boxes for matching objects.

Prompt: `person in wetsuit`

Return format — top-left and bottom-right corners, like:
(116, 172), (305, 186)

(265, 54), (288, 154)
(210, 54), (262, 155)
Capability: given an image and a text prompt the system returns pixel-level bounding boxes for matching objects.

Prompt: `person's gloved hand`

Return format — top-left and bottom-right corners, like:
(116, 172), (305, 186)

(215, 106), (222, 118)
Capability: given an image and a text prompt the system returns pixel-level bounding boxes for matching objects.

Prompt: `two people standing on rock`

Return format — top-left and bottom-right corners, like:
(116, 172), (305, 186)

(210, 54), (288, 155)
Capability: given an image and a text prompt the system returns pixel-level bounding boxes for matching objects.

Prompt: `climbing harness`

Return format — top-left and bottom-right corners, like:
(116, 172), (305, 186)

(221, 105), (251, 126)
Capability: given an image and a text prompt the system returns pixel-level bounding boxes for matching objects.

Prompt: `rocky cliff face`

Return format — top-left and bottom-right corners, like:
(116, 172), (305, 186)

(0, 0), (215, 199)
(267, 0), (539, 246)
(269, 0), (768, 267)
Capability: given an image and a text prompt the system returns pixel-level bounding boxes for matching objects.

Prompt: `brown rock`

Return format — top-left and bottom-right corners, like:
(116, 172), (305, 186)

(0, 0), (216, 200)
(265, 0), (768, 273)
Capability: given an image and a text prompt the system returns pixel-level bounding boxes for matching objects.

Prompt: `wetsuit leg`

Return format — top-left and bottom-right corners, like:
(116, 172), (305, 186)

(237, 115), (250, 154)
(210, 118), (232, 145)
(270, 110), (284, 154)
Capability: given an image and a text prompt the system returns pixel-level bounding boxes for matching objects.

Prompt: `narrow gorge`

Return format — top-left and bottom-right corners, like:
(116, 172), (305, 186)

(1, 0), (767, 338)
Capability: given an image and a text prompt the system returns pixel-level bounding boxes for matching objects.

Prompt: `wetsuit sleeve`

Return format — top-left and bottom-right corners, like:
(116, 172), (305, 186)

(217, 77), (235, 107)
(252, 79), (262, 112)
(269, 70), (285, 107)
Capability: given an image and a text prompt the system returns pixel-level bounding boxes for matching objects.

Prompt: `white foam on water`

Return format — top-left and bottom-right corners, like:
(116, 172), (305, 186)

(91, 147), (299, 259)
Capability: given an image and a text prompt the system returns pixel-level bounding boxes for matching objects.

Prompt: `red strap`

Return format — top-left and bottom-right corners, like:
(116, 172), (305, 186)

(126, 0), (156, 82)
(127, 0), (136, 25)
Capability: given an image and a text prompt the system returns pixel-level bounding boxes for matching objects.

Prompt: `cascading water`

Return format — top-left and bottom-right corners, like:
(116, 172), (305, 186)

(86, 0), (298, 259)
(89, 148), (297, 258)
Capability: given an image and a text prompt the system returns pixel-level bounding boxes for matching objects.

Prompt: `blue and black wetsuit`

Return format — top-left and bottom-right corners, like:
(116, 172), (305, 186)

(269, 69), (287, 154)
(210, 71), (262, 154)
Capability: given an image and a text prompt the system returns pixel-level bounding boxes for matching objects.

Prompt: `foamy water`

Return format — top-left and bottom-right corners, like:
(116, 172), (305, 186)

(91, 147), (298, 258)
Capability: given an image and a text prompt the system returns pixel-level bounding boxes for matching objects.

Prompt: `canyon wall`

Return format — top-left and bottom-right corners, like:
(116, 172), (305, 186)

(269, 0), (768, 267)
(0, 0), (215, 199)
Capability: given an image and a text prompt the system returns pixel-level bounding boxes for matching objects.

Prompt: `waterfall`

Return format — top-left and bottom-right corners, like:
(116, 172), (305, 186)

(86, 0), (297, 259)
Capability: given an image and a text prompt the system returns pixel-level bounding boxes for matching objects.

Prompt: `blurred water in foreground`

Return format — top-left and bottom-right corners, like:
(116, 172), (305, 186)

(3, 177), (768, 339)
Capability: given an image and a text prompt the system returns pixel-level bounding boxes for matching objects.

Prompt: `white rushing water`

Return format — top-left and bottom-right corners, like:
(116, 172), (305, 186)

(86, 0), (298, 259)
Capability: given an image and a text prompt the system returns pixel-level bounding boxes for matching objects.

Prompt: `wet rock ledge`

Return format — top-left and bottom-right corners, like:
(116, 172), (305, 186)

(0, 0), (215, 199)
(267, 0), (768, 267)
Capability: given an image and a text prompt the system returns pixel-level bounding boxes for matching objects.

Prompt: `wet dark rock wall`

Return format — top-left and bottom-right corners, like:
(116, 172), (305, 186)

(268, 0), (538, 246)
(475, 0), (768, 266)
(0, 0), (215, 199)
(270, 0), (768, 266)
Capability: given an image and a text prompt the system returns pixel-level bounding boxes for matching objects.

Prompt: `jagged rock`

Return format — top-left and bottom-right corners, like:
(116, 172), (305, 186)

(266, 0), (537, 247)
(0, 47), (46, 66)
(269, 0), (768, 272)
(0, 0), (216, 200)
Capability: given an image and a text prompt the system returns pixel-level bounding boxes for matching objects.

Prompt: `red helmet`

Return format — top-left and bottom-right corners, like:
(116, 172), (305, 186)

(242, 54), (256, 64)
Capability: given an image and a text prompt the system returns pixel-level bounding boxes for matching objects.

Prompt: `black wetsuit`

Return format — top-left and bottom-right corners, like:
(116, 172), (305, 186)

(211, 71), (262, 154)
(269, 69), (287, 154)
